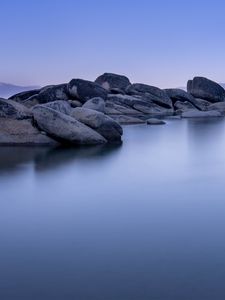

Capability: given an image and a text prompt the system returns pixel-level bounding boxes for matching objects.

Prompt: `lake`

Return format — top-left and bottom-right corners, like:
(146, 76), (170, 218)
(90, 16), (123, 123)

(1, 118), (225, 300)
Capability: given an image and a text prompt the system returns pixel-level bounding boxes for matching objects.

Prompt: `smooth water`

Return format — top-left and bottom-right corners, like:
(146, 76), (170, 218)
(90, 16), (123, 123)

(1, 118), (225, 300)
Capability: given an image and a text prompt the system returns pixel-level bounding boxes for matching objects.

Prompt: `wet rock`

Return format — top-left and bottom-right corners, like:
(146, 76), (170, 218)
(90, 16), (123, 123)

(146, 118), (166, 125)
(182, 109), (222, 118)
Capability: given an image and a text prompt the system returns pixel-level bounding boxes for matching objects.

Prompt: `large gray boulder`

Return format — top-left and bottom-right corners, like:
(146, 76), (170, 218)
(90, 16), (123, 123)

(187, 77), (225, 103)
(71, 107), (123, 142)
(37, 100), (72, 115)
(182, 109), (222, 118)
(67, 79), (108, 103)
(82, 97), (105, 113)
(32, 106), (107, 145)
(0, 118), (58, 146)
(95, 73), (131, 92)
(126, 83), (173, 108)
(0, 98), (32, 119)
(37, 84), (70, 103)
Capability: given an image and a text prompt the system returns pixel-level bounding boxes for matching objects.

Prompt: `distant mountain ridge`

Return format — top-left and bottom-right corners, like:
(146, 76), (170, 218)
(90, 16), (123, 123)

(0, 82), (40, 98)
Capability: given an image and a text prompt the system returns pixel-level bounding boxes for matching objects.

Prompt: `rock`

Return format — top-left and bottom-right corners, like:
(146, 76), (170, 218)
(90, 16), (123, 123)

(146, 118), (166, 125)
(71, 107), (123, 142)
(32, 106), (107, 145)
(110, 115), (145, 125)
(67, 79), (108, 103)
(182, 109), (222, 118)
(187, 77), (225, 103)
(164, 88), (196, 104)
(174, 100), (196, 112)
(0, 98), (32, 119)
(133, 102), (173, 115)
(110, 88), (126, 95)
(37, 84), (70, 103)
(208, 102), (225, 114)
(9, 89), (40, 102)
(0, 118), (58, 146)
(95, 73), (131, 92)
(106, 101), (141, 115)
(126, 83), (173, 108)
(37, 100), (72, 115)
(83, 97), (105, 113)
(69, 100), (82, 108)
(193, 98), (211, 111)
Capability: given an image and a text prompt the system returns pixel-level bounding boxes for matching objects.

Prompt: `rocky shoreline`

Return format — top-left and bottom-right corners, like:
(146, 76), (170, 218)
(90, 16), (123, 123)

(1, 73), (225, 146)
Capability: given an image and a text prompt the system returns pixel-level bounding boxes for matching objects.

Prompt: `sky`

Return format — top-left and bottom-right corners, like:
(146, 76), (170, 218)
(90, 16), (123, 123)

(1, 0), (225, 88)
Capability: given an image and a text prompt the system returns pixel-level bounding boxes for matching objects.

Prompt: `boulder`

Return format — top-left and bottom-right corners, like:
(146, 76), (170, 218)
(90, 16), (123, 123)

(146, 118), (166, 125)
(37, 84), (70, 103)
(37, 100), (72, 115)
(187, 77), (225, 103)
(182, 109), (222, 118)
(95, 73), (131, 92)
(174, 100), (196, 112)
(71, 107), (123, 142)
(32, 106), (107, 145)
(126, 83), (173, 108)
(67, 79), (108, 103)
(82, 97), (105, 113)
(0, 98), (32, 119)
(69, 100), (82, 108)
(9, 89), (40, 102)
(0, 118), (58, 146)
(192, 98), (211, 111)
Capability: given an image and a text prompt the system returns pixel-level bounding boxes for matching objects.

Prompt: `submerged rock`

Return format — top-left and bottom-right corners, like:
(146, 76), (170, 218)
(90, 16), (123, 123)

(71, 107), (123, 142)
(32, 106), (107, 145)
(187, 77), (225, 103)
(95, 73), (131, 92)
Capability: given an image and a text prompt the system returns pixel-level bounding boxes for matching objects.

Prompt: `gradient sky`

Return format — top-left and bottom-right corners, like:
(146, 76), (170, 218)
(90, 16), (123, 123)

(1, 0), (225, 88)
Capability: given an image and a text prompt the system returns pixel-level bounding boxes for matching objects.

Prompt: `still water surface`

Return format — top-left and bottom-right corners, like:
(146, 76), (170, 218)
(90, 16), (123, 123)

(1, 119), (225, 300)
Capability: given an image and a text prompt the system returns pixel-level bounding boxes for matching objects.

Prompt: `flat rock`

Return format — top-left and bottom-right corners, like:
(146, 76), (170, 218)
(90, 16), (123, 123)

(71, 107), (123, 142)
(110, 115), (145, 125)
(0, 118), (58, 146)
(174, 100), (196, 112)
(187, 77), (225, 103)
(82, 97), (105, 113)
(208, 102), (225, 114)
(182, 109), (222, 118)
(146, 118), (166, 125)
(33, 106), (107, 145)
(67, 79), (108, 103)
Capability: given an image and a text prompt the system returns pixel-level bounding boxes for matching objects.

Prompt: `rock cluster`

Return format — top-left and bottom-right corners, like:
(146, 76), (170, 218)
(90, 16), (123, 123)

(1, 73), (225, 146)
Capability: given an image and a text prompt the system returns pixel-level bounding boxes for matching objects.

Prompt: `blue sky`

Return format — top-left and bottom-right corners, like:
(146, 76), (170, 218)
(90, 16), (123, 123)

(1, 0), (225, 88)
